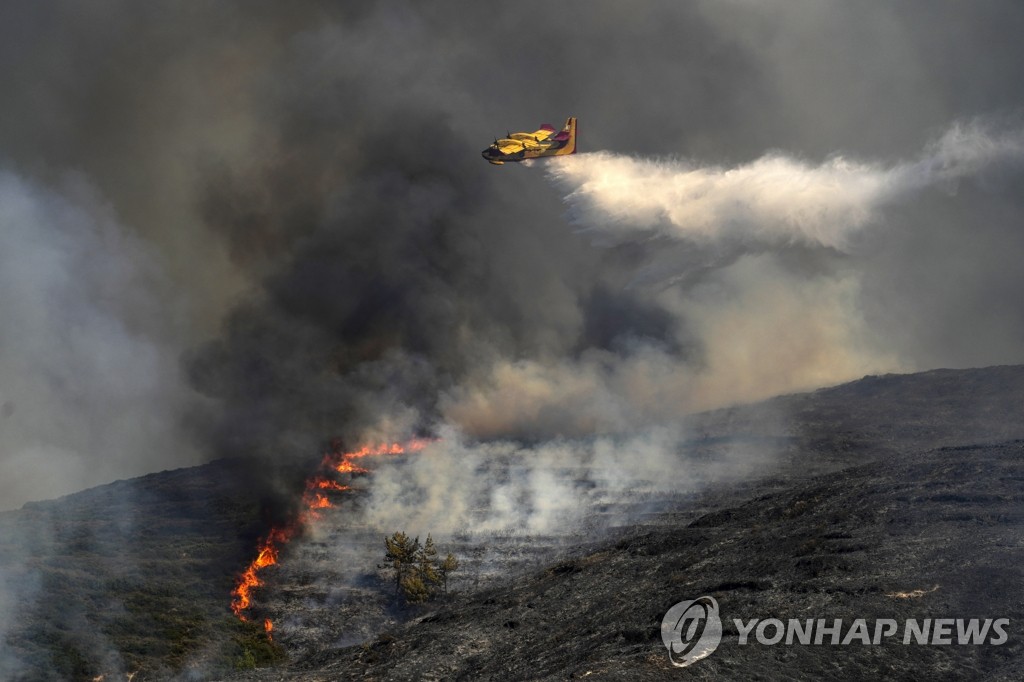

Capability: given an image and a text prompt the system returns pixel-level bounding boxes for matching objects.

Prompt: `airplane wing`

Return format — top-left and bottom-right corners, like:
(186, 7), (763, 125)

(530, 124), (557, 141)
(495, 139), (525, 154)
(482, 117), (575, 164)
(508, 124), (555, 144)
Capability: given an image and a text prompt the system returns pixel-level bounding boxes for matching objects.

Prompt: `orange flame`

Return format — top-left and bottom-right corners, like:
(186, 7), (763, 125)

(308, 493), (331, 509)
(315, 479), (350, 491)
(334, 460), (369, 474)
(230, 527), (293, 619)
(324, 439), (429, 475)
(230, 439), (431, 630)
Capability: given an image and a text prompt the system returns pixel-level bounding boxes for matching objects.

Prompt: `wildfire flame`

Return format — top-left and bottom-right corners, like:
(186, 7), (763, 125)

(316, 479), (350, 491)
(230, 439), (430, 632)
(230, 527), (292, 618)
(308, 492), (331, 509)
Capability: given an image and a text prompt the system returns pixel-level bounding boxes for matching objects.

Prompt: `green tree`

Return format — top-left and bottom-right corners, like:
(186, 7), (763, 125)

(383, 532), (420, 596)
(386, 530), (460, 604)
(400, 573), (431, 604)
(439, 552), (459, 595)
(418, 534), (441, 592)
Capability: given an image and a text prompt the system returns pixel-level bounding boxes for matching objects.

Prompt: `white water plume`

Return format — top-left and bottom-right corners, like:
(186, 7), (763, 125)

(547, 121), (1024, 251)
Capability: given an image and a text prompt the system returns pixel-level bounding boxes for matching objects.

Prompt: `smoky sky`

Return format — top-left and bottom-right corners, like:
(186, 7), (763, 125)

(2, 0), (1024, 506)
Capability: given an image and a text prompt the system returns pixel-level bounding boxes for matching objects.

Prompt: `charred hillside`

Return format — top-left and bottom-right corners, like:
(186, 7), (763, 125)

(0, 459), (285, 679)
(227, 365), (1024, 681)
(2, 365), (1024, 680)
(249, 440), (1024, 681)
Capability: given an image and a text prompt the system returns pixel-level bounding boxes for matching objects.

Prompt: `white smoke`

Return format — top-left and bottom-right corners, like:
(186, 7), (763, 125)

(441, 254), (897, 440)
(357, 122), (1024, 541)
(0, 168), (199, 509)
(346, 123), (1024, 545)
(347, 127), (1024, 543)
(546, 122), (1024, 250)
(430, 119), (1023, 449)
(358, 423), (775, 539)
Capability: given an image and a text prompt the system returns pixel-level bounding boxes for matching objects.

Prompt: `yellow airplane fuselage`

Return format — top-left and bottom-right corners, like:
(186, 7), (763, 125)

(482, 117), (577, 165)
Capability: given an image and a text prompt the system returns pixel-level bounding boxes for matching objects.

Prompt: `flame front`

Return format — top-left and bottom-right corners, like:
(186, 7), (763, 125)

(316, 479), (349, 491)
(231, 527), (292, 619)
(230, 439), (430, 629)
(325, 440), (429, 475)
(308, 492), (331, 509)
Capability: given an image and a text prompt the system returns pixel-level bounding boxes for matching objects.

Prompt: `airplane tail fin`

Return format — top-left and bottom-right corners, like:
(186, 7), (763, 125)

(555, 116), (577, 156)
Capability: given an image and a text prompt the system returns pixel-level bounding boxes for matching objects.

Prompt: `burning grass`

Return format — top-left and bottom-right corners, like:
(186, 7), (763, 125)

(229, 439), (430, 636)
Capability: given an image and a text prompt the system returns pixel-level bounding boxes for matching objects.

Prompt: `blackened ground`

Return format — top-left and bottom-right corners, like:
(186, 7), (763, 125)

(231, 441), (1024, 681)
(219, 366), (1024, 681)
(3, 366), (1024, 680)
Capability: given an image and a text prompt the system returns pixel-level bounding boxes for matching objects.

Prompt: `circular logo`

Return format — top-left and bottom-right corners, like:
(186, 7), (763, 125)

(661, 596), (722, 667)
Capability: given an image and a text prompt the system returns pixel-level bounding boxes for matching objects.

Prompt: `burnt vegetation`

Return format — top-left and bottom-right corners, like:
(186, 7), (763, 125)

(1, 367), (1024, 680)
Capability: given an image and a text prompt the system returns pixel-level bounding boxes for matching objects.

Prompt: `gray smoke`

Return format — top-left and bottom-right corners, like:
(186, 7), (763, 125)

(1, 0), (1022, 500)
(0, 169), (199, 510)
(3, 3), (1024, 671)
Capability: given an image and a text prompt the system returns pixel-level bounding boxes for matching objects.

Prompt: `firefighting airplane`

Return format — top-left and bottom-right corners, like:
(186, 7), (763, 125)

(481, 116), (577, 165)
